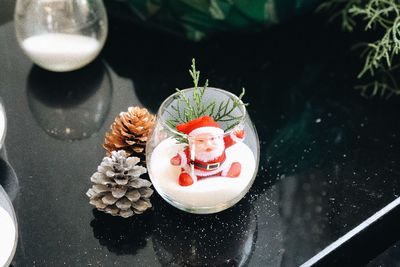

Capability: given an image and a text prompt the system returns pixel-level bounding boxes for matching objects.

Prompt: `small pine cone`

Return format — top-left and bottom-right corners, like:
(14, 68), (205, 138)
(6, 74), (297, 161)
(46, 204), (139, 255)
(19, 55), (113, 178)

(103, 107), (155, 161)
(86, 150), (154, 218)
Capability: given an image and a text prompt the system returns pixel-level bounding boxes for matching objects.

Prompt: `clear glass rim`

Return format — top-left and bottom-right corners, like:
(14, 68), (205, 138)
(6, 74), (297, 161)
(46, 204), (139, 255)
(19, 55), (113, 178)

(158, 87), (247, 138)
(13, 0), (109, 43)
(0, 99), (6, 150)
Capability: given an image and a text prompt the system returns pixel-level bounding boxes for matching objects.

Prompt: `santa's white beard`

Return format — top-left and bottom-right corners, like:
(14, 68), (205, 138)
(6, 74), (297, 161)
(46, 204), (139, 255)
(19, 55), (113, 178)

(194, 142), (225, 162)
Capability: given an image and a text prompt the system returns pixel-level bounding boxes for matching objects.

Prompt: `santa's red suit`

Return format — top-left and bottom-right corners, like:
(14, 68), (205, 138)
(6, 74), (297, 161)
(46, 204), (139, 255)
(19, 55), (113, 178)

(170, 116), (245, 186)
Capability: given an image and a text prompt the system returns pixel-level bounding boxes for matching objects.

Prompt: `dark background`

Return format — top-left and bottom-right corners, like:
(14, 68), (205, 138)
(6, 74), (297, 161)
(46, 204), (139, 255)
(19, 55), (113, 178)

(1, 1), (400, 266)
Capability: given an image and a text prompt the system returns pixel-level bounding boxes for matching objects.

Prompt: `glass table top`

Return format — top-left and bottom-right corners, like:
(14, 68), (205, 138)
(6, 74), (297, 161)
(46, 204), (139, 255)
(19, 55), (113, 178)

(0, 12), (400, 267)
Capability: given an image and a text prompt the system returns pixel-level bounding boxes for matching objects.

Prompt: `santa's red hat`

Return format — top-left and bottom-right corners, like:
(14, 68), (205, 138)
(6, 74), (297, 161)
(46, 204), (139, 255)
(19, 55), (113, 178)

(176, 116), (224, 137)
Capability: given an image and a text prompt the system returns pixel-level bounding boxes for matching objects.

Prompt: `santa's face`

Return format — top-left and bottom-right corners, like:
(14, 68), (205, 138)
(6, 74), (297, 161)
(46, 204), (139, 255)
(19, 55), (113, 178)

(189, 132), (225, 162)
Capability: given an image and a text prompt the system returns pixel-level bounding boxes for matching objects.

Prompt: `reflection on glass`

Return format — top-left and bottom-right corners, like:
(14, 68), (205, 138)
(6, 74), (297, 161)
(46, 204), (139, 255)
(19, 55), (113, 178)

(279, 173), (333, 267)
(90, 209), (154, 255)
(152, 199), (257, 266)
(0, 157), (19, 203)
(26, 60), (112, 140)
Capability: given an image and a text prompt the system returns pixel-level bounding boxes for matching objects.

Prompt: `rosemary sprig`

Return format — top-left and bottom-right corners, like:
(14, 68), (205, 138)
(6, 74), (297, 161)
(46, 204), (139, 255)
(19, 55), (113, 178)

(166, 59), (247, 141)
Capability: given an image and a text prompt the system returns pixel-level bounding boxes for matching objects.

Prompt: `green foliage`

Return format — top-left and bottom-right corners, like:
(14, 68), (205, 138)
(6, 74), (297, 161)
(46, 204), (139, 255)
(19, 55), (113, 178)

(319, 0), (400, 97)
(108, 0), (322, 41)
(166, 59), (211, 126)
(350, 1), (400, 77)
(166, 59), (247, 142)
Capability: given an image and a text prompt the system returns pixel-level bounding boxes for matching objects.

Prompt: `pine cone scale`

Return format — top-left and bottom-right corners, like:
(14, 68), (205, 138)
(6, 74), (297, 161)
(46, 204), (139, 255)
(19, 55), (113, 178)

(93, 184), (109, 193)
(114, 177), (129, 185)
(91, 173), (111, 185)
(119, 209), (134, 218)
(116, 197), (131, 210)
(111, 187), (127, 198)
(138, 187), (154, 198)
(129, 178), (151, 188)
(89, 199), (107, 209)
(126, 190), (140, 202)
(132, 199), (151, 212)
(102, 193), (118, 205)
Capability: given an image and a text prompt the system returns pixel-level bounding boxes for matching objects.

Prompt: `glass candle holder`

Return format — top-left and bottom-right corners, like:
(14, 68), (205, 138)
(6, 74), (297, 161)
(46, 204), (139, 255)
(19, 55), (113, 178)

(14, 0), (108, 72)
(146, 87), (260, 214)
(0, 185), (18, 267)
(0, 100), (16, 266)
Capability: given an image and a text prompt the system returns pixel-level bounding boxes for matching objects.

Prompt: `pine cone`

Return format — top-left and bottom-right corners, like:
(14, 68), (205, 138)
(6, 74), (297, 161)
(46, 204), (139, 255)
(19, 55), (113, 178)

(103, 107), (155, 161)
(86, 150), (154, 218)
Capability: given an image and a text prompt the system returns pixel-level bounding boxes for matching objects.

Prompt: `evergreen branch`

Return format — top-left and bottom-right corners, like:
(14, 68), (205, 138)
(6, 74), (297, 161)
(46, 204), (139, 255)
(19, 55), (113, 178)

(208, 101), (216, 116)
(189, 58), (200, 89)
(218, 115), (243, 122)
(199, 101), (215, 117)
(317, 0), (360, 31)
(349, 1), (400, 78)
(171, 105), (185, 123)
(225, 120), (242, 132)
(214, 88), (247, 117)
(319, 0), (400, 96)
(166, 118), (179, 130)
(166, 59), (247, 142)
(355, 80), (400, 98)
(355, 65), (400, 98)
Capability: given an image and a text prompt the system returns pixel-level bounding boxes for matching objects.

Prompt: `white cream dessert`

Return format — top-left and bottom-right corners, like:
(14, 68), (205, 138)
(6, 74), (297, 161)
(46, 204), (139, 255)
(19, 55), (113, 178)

(149, 138), (256, 209)
(22, 33), (102, 71)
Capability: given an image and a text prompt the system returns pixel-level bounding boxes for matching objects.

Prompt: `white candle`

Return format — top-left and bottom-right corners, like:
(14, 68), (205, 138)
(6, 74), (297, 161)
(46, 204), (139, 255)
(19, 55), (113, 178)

(149, 138), (256, 209)
(22, 33), (102, 72)
(0, 206), (17, 266)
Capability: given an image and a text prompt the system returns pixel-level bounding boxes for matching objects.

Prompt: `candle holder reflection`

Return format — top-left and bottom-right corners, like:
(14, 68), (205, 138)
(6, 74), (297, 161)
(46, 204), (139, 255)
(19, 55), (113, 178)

(0, 157), (19, 203)
(152, 199), (257, 266)
(26, 60), (112, 140)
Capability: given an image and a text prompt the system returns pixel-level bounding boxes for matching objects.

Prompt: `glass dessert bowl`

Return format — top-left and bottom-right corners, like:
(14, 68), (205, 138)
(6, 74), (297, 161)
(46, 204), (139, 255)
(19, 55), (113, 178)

(146, 87), (260, 214)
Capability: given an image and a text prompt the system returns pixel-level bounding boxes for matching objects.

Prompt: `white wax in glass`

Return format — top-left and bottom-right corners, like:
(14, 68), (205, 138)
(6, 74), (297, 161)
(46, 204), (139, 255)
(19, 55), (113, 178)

(149, 138), (256, 208)
(22, 33), (101, 72)
(0, 207), (16, 266)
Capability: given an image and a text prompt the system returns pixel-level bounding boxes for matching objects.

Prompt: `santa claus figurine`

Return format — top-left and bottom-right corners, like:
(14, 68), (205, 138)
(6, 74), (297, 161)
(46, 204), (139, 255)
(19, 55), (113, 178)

(170, 116), (245, 186)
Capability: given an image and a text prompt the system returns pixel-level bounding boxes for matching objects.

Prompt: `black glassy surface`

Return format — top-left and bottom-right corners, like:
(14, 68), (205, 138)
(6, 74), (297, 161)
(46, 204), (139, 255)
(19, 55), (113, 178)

(0, 10), (400, 267)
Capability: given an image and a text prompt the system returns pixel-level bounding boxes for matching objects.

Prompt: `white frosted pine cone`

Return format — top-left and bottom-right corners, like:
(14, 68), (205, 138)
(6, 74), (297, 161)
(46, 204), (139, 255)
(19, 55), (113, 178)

(86, 150), (153, 218)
